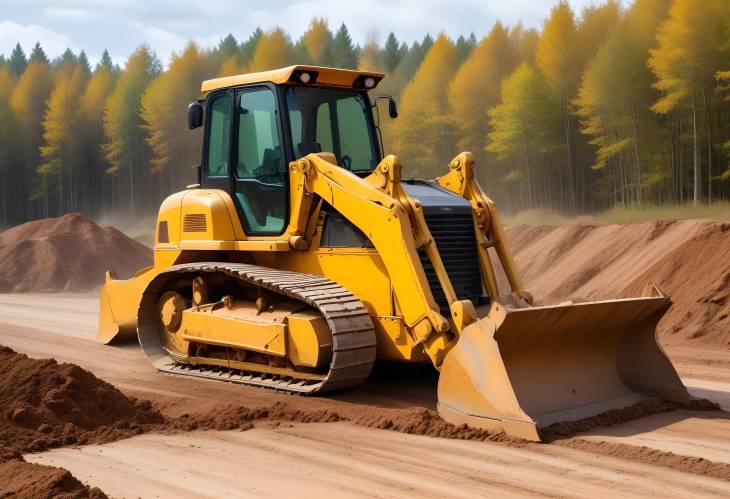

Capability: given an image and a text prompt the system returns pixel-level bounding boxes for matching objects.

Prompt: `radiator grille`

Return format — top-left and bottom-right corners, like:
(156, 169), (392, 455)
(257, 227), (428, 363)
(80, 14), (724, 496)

(183, 213), (207, 232)
(419, 212), (484, 315)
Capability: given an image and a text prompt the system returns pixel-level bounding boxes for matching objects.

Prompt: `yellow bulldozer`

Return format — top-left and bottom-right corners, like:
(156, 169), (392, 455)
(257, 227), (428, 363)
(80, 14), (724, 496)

(98, 65), (689, 440)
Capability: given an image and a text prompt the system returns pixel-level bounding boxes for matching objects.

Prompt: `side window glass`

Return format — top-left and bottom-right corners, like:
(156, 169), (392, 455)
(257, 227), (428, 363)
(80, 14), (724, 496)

(336, 96), (373, 170)
(206, 95), (230, 176)
(315, 103), (334, 154)
(234, 88), (286, 235)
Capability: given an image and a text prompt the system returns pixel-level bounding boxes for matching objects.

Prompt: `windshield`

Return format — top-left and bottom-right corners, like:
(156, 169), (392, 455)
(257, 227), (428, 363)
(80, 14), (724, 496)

(285, 87), (378, 173)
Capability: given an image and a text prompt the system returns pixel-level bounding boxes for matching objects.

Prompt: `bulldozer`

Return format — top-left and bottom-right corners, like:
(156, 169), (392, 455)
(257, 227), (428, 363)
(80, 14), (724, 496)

(98, 65), (689, 440)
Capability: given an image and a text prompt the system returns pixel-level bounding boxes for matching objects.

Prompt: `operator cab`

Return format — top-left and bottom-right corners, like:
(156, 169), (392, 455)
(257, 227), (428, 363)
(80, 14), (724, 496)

(189, 66), (392, 236)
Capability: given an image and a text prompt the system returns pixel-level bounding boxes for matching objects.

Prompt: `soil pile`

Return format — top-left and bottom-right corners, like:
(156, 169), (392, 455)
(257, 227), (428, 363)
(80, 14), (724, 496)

(0, 459), (107, 498)
(0, 346), (162, 459)
(623, 223), (730, 345)
(0, 213), (152, 292)
(503, 220), (730, 346)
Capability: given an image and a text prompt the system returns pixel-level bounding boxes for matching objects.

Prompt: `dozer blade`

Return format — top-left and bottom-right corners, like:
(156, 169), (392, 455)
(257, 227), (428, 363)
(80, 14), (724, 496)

(437, 290), (689, 441)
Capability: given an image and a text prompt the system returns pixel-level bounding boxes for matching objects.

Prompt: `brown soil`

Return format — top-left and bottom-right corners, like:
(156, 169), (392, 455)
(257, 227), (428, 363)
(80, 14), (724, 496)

(0, 346), (162, 460)
(0, 213), (151, 293)
(0, 459), (107, 498)
(558, 438), (730, 482)
(503, 220), (730, 346)
(623, 222), (730, 345)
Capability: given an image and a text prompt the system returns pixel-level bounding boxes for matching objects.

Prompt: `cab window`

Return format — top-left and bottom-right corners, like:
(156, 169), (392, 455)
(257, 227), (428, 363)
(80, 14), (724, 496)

(286, 87), (377, 172)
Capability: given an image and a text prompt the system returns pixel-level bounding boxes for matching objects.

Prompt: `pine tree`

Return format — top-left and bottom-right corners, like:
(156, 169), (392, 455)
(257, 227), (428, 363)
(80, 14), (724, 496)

(300, 18), (333, 66)
(0, 56), (6, 68)
(77, 50), (91, 75)
(453, 33), (477, 64)
(8, 43), (27, 76)
(382, 32), (406, 73)
(218, 34), (239, 60)
(648, 0), (730, 205)
(391, 34), (458, 175)
(29, 42), (49, 64)
(240, 28), (263, 68)
(97, 49), (115, 72)
(331, 23), (358, 69)
(448, 23), (518, 164)
(248, 28), (296, 72)
(54, 48), (78, 70)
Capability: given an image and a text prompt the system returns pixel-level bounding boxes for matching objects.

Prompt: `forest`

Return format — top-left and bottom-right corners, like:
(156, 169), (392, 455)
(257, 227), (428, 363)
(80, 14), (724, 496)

(0, 0), (728, 227)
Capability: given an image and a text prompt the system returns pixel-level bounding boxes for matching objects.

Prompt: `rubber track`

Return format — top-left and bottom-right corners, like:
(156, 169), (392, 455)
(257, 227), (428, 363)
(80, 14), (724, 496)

(137, 262), (377, 393)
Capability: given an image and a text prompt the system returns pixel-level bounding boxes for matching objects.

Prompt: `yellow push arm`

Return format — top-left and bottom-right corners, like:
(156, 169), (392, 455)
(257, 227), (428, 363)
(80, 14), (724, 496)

(437, 152), (532, 304)
(287, 153), (454, 364)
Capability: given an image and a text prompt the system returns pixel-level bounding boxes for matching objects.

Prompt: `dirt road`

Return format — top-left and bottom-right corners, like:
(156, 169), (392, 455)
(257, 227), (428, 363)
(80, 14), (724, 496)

(2, 293), (729, 497)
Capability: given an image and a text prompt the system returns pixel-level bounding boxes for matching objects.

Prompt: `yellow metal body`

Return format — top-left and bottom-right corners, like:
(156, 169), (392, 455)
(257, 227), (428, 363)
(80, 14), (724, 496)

(98, 65), (689, 440)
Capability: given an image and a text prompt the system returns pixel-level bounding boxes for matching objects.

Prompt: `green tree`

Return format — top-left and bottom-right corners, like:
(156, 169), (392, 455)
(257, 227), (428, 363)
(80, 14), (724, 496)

(77, 50), (91, 75)
(240, 28), (263, 68)
(97, 49), (115, 72)
(8, 43), (27, 76)
(29, 42), (49, 64)
(331, 23), (358, 69)
(453, 33), (477, 64)
(487, 63), (561, 207)
(382, 32), (406, 73)
(391, 34), (458, 175)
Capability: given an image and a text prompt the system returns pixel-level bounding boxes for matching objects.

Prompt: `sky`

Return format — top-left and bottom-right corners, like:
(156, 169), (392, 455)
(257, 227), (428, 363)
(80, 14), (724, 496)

(1, 0), (615, 66)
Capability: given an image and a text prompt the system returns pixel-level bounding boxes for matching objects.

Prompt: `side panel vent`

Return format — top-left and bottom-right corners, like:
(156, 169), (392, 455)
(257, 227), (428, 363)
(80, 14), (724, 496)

(157, 220), (169, 243)
(183, 213), (207, 232)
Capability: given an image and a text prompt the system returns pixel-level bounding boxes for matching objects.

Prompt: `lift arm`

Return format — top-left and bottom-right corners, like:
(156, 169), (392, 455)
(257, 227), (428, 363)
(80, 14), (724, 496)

(287, 153), (459, 365)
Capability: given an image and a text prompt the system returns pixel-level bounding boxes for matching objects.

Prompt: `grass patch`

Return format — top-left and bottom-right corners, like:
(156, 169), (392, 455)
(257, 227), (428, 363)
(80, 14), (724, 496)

(504, 202), (730, 225)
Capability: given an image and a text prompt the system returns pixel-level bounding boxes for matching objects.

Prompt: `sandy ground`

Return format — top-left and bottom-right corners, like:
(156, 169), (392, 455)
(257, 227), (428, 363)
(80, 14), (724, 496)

(2, 293), (729, 497)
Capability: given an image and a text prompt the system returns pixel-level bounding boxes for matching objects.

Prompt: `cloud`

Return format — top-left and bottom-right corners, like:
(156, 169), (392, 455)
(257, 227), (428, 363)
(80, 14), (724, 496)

(43, 7), (100, 22)
(0, 21), (75, 58)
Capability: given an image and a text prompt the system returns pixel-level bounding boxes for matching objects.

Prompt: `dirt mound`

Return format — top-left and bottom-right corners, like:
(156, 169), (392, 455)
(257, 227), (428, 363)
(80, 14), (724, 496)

(0, 346), (161, 459)
(0, 213), (151, 292)
(623, 223), (730, 345)
(503, 219), (730, 346)
(0, 459), (107, 498)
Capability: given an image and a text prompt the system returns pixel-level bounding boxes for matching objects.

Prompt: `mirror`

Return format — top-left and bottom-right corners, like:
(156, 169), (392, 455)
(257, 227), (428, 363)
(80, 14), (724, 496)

(187, 101), (203, 129)
(388, 97), (398, 119)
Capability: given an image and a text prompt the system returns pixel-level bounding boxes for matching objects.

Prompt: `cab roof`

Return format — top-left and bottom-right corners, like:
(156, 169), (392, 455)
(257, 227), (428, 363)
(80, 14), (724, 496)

(201, 65), (385, 94)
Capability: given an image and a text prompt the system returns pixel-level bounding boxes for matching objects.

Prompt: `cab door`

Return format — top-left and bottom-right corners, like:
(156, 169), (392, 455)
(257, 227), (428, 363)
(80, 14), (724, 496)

(231, 86), (288, 236)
